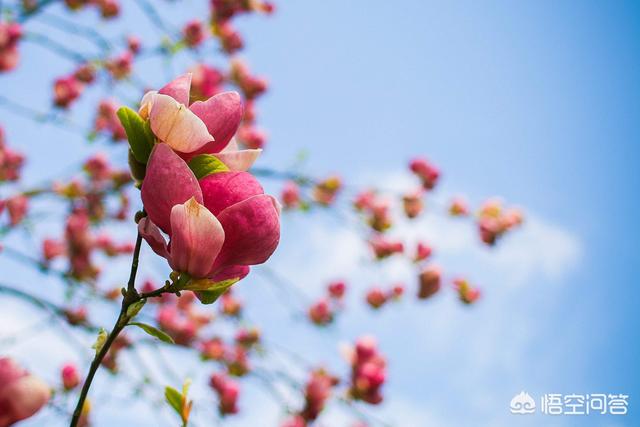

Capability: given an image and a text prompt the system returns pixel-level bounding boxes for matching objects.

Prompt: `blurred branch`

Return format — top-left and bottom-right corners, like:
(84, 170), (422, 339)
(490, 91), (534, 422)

(24, 30), (89, 62)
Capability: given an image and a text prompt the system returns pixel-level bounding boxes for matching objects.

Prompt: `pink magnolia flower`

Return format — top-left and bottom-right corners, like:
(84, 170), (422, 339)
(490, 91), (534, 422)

(189, 63), (224, 102)
(61, 363), (80, 390)
(42, 238), (66, 261)
(220, 290), (242, 316)
(139, 143), (280, 286)
(414, 242), (432, 262)
(402, 189), (424, 218)
(369, 235), (403, 259)
(105, 51), (132, 80)
(0, 128), (25, 182)
(448, 197), (469, 216)
(98, 0), (120, 18)
(418, 265), (441, 299)
(237, 124), (266, 149)
(281, 181), (301, 209)
(74, 63), (97, 84)
(409, 157), (440, 190)
(53, 75), (84, 108)
(299, 369), (338, 421)
(453, 278), (481, 305)
(139, 74), (261, 170)
(0, 22), (22, 72)
(210, 373), (240, 415)
(327, 281), (346, 299)
(215, 21), (244, 54)
(183, 20), (206, 47)
(308, 298), (333, 326)
(390, 283), (404, 299)
(126, 35), (141, 55)
(5, 194), (28, 226)
(94, 100), (126, 141)
(0, 358), (50, 426)
(200, 337), (227, 361)
(365, 287), (387, 309)
(347, 336), (386, 405)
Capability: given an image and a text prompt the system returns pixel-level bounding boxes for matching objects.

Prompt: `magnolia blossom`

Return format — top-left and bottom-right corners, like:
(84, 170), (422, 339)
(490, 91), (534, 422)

(327, 280), (346, 299)
(409, 157), (440, 190)
(210, 373), (240, 415)
(347, 337), (386, 404)
(453, 278), (481, 304)
(140, 74), (261, 170)
(418, 265), (441, 299)
(0, 22), (21, 72)
(365, 287), (388, 309)
(183, 20), (206, 47)
(281, 181), (301, 209)
(61, 363), (80, 390)
(139, 144), (280, 286)
(308, 298), (333, 326)
(414, 241), (432, 262)
(0, 358), (50, 426)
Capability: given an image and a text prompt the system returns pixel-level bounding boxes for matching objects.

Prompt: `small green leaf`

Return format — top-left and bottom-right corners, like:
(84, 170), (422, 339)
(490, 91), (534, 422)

(188, 154), (229, 179)
(129, 322), (175, 344)
(126, 299), (146, 320)
(165, 386), (182, 415)
(117, 106), (155, 163)
(193, 278), (239, 304)
(182, 378), (192, 398)
(92, 328), (108, 356)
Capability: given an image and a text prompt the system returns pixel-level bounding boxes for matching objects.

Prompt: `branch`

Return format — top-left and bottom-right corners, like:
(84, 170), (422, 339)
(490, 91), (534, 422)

(69, 230), (144, 426)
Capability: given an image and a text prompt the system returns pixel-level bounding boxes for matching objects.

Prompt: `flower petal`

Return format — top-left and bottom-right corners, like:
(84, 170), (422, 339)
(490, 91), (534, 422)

(215, 149), (261, 171)
(138, 90), (157, 120)
(141, 143), (203, 233)
(168, 198), (225, 278)
(209, 265), (250, 282)
(188, 91), (243, 156)
(150, 94), (213, 153)
(200, 171), (264, 216)
(138, 217), (169, 258)
(158, 73), (192, 106)
(213, 194), (280, 269)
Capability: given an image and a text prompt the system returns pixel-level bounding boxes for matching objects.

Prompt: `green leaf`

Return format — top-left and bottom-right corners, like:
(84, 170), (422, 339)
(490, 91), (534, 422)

(125, 299), (146, 320)
(129, 322), (175, 344)
(92, 328), (108, 356)
(164, 386), (182, 415)
(193, 278), (239, 304)
(117, 106), (155, 163)
(187, 154), (229, 179)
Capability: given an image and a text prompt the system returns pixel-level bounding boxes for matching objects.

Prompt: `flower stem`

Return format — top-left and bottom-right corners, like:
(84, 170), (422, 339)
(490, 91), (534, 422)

(69, 231), (144, 427)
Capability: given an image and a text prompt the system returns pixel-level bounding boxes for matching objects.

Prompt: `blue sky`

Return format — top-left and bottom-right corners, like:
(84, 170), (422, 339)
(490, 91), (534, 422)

(1, 1), (639, 426)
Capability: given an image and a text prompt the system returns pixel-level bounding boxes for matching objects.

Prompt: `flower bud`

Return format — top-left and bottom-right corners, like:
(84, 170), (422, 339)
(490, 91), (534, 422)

(61, 363), (80, 390)
(418, 265), (441, 299)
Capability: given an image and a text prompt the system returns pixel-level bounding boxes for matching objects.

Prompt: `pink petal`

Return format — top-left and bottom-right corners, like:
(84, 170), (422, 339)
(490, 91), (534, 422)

(150, 94), (213, 153)
(212, 194), (280, 269)
(215, 149), (261, 171)
(187, 92), (243, 156)
(168, 198), (225, 278)
(138, 90), (157, 120)
(138, 217), (169, 258)
(200, 171), (264, 216)
(141, 143), (203, 233)
(209, 265), (250, 282)
(158, 73), (192, 106)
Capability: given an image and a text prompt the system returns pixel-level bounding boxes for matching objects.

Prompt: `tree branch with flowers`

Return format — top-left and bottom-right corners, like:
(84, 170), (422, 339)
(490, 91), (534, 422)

(0, 1), (524, 427)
